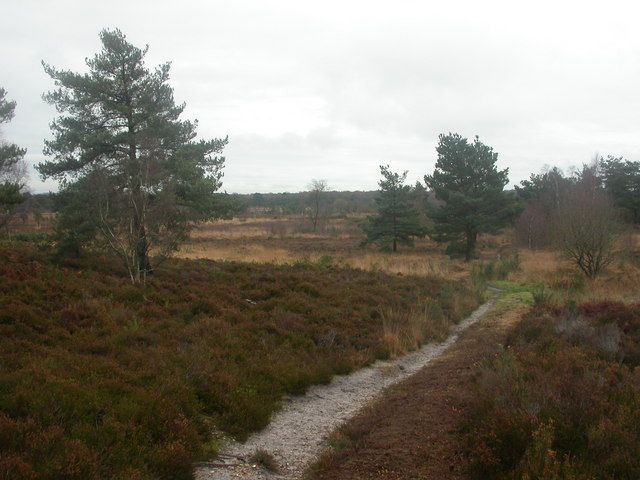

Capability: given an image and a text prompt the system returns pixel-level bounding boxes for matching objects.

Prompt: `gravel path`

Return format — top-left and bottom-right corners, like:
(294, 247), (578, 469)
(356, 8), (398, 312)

(195, 298), (495, 480)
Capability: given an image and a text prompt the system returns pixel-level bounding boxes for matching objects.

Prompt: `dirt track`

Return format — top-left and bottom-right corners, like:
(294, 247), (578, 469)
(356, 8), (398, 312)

(307, 300), (525, 480)
(195, 298), (497, 480)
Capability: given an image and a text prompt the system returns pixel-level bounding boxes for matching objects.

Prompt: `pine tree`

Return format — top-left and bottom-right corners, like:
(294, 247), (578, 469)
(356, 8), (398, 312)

(0, 88), (28, 230)
(363, 165), (424, 252)
(38, 29), (229, 282)
(600, 155), (640, 224)
(424, 133), (518, 260)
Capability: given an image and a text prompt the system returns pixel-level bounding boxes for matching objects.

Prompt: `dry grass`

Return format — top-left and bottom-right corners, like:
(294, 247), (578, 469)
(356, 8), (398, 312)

(179, 216), (469, 279)
(342, 251), (466, 278)
(179, 243), (299, 264)
(190, 216), (362, 240)
(5, 212), (55, 233)
(379, 298), (472, 357)
(176, 216), (640, 301)
(250, 449), (280, 473)
(510, 233), (640, 303)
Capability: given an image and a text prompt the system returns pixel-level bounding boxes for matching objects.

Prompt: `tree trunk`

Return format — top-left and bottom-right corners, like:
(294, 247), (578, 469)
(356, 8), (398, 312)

(392, 238), (397, 252)
(126, 105), (151, 284)
(131, 185), (150, 283)
(312, 203), (319, 232)
(465, 229), (477, 261)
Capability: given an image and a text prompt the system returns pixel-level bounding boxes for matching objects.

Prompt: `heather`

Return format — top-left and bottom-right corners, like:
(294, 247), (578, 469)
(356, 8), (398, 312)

(0, 242), (476, 479)
(467, 301), (640, 479)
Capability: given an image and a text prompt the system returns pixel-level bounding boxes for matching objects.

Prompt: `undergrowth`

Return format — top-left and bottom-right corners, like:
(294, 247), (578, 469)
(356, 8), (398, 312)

(0, 243), (476, 480)
(466, 301), (640, 479)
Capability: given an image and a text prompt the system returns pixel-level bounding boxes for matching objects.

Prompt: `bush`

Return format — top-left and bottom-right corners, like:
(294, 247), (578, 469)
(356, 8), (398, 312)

(531, 284), (552, 307)
(466, 302), (640, 479)
(0, 243), (477, 479)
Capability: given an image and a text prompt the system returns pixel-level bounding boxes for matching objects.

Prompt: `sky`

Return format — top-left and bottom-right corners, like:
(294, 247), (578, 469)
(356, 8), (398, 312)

(2, 0), (640, 194)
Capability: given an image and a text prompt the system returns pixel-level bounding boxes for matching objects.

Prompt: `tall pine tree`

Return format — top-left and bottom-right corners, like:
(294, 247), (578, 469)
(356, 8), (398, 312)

(363, 165), (424, 252)
(39, 29), (229, 283)
(425, 133), (518, 260)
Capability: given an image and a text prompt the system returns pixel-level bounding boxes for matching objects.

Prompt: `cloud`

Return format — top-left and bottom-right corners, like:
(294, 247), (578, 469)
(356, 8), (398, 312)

(2, 0), (640, 193)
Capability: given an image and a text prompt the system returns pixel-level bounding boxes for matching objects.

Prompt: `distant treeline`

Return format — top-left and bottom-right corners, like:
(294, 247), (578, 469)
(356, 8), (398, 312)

(26, 189), (438, 218)
(239, 190), (379, 215)
(28, 190), (381, 216)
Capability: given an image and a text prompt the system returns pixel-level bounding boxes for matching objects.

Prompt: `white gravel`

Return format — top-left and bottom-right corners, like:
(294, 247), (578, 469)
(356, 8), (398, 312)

(195, 298), (495, 480)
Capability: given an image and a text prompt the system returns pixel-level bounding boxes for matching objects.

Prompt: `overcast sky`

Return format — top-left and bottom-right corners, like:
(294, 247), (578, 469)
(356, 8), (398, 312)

(2, 0), (640, 194)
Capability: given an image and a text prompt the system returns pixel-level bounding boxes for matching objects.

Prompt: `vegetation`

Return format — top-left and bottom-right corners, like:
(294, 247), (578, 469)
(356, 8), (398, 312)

(307, 179), (329, 232)
(467, 301), (640, 479)
(425, 133), (518, 260)
(515, 166), (572, 249)
(0, 87), (28, 231)
(4, 21), (640, 480)
(250, 449), (280, 472)
(0, 242), (476, 479)
(600, 155), (640, 224)
(552, 183), (619, 278)
(39, 29), (229, 282)
(362, 165), (424, 252)
(245, 190), (378, 216)
(515, 162), (624, 277)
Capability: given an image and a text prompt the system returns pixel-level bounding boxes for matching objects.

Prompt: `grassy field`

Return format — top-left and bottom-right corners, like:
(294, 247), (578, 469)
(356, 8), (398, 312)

(0, 225), (478, 480)
(177, 216), (513, 279)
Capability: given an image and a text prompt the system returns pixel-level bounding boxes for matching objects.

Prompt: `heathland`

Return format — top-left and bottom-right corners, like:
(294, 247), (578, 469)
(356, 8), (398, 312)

(306, 227), (640, 480)
(0, 215), (481, 480)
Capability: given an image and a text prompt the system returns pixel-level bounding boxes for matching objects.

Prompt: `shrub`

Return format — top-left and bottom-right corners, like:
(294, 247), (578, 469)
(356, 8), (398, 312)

(466, 302), (640, 479)
(531, 284), (552, 307)
(0, 243), (477, 479)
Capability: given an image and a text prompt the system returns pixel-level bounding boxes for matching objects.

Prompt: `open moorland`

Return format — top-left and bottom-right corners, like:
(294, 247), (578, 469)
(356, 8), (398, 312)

(306, 231), (640, 480)
(0, 217), (481, 480)
(177, 215), (509, 279)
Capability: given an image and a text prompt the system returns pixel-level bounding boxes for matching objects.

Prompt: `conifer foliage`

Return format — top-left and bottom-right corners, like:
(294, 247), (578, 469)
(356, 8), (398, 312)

(425, 133), (518, 260)
(38, 29), (229, 283)
(0, 88), (28, 229)
(363, 165), (424, 251)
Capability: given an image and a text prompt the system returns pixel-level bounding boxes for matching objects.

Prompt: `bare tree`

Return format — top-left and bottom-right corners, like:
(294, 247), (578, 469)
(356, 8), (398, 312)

(552, 184), (619, 278)
(308, 179), (329, 232)
(515, 203), (549, 250)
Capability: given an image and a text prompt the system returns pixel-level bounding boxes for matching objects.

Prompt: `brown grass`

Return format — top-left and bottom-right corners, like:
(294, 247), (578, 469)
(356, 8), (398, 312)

(379, 297), (474, 357)
(510, 235), (640, 303)
(179, 216), (469, 280)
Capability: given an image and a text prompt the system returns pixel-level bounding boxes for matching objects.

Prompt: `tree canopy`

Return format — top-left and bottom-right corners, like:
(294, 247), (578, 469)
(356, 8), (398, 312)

(600, 155), (640, 224)
(0, 87), (28, 230)
(38, 29), (229, 282)
(362, 165), (424, 252)
(425, 133), (518, 260)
